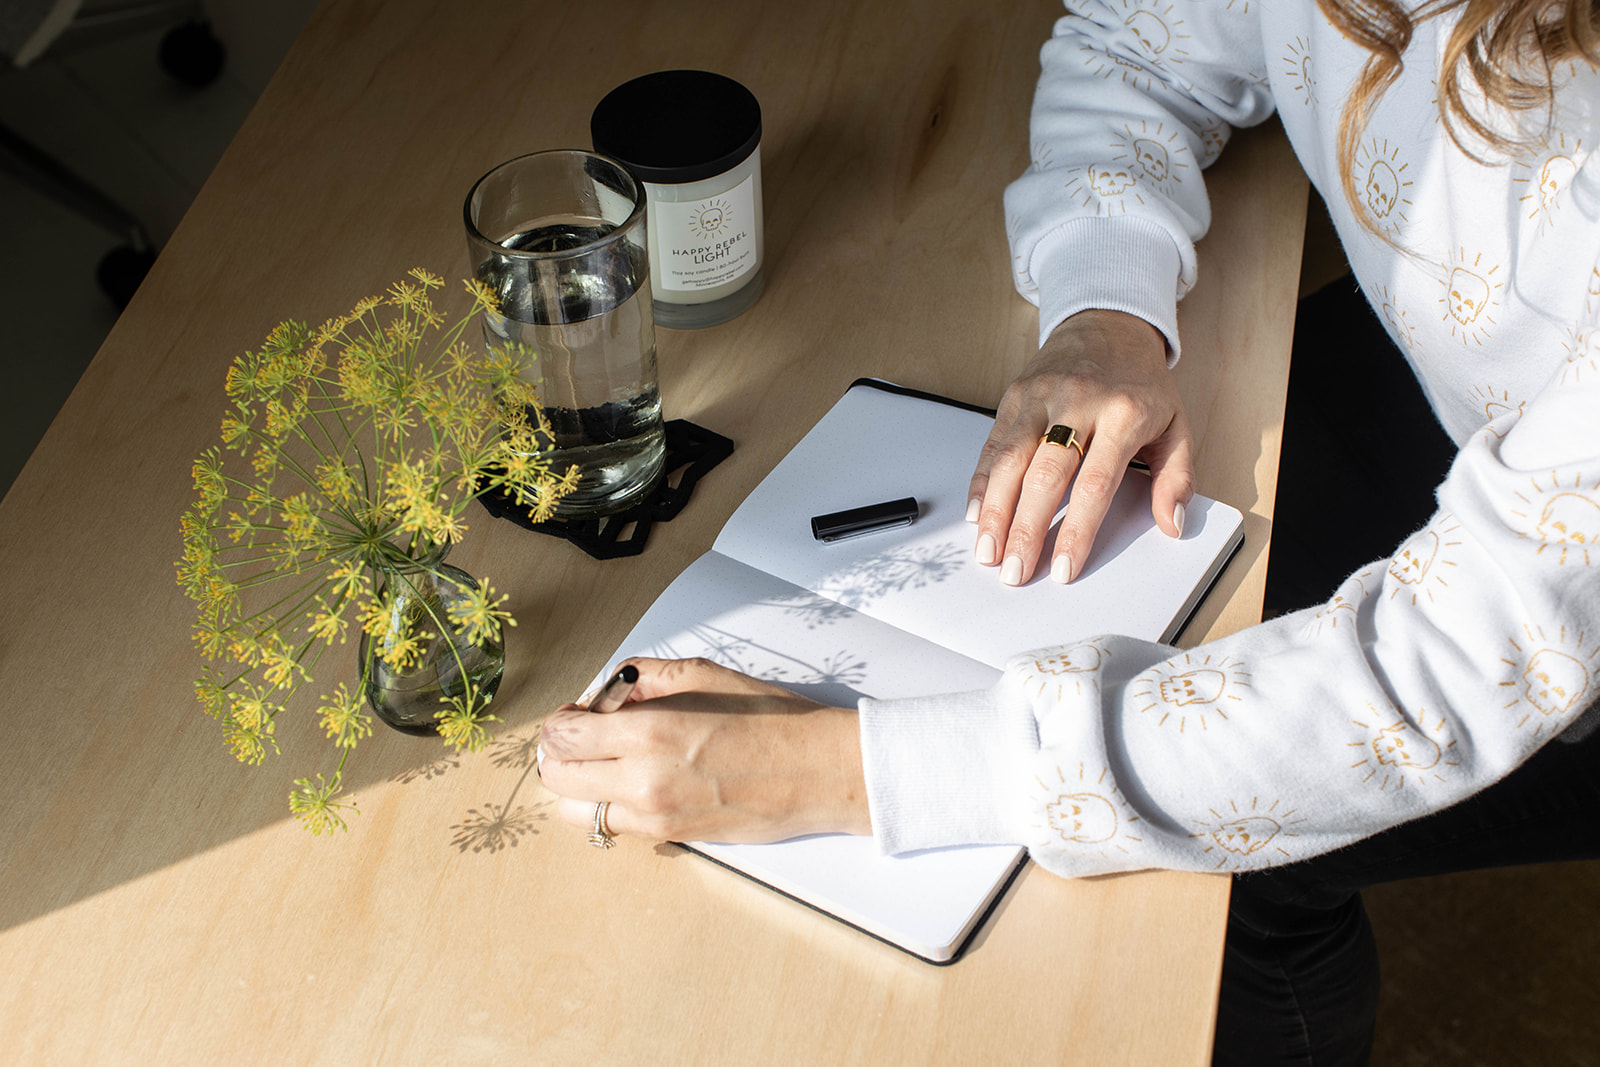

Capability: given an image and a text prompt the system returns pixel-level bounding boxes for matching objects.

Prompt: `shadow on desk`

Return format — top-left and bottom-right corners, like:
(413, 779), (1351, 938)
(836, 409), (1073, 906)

(0, 640), (562, 934)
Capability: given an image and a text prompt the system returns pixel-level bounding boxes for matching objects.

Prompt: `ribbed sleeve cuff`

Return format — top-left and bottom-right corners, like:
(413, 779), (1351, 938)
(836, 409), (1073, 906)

(1032, 216), (1184, 365)
(857, 683), (1038, 855)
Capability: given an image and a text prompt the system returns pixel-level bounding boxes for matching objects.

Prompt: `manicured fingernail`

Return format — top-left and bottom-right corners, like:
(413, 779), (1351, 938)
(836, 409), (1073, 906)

(976, 533), (998, 565)
(1051, 556), (1070, 583)
(1000, 556), (1023, 586)
(965, 498), (981, 523)
(1173, 502), (1186, 537)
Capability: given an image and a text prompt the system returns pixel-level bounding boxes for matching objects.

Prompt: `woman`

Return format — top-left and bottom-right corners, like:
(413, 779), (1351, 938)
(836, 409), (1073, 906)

(540, 1), (1600, 1060)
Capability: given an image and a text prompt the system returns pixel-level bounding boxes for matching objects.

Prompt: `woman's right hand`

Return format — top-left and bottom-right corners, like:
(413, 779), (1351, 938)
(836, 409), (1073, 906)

(967, 309), (1195, 586)
(538, 657), (870, 846)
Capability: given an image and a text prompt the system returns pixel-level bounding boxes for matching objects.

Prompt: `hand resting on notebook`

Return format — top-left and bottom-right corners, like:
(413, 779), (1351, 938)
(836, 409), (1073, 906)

(966, 309), (1192, 587)
(539, 657), (871, 844)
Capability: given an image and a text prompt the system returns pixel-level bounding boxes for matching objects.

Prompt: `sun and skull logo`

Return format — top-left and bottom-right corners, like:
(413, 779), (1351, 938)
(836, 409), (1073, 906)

(1189, 797), (1304, 871)
(1386, 516), (1463, 606)
(1437, 248), (1503, 347)
(1508, 475), (1600, 566)
(1499, 625), (1598, 737)
(688, 198), (732, 240)
(1348, 702), (1459, 790)
(1130, 652), (1252, 732)
(1031, 762), (1142, 860)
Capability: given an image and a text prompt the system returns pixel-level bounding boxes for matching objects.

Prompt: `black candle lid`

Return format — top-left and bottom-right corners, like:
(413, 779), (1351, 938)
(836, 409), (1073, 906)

(591, 70), (761, 185)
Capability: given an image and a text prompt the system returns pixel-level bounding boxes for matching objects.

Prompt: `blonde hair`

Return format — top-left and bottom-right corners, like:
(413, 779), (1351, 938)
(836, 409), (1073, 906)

(1319, 0), (1600, 228)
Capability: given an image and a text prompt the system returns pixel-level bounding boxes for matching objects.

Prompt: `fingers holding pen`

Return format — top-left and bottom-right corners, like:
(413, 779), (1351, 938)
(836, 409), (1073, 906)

(540, 657), (766, 774)
(538, 657), (871, 844)
(538, 703), (678, 841)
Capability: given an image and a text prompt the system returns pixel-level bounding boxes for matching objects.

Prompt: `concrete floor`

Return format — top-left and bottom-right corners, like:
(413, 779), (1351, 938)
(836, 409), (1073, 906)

(1367, 860), (1600, 1065)
(1, 10), (1595, 1063)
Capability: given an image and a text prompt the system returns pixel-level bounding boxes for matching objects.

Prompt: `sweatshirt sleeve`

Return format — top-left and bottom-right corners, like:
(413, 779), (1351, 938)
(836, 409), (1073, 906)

(859, 374), (1600, 876)
(1003, 0), (1277, 357)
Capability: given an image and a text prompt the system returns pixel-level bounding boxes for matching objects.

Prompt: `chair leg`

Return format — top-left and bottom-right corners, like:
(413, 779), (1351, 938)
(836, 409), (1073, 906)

(0, 121), (152, 249)
(0, 121), (157, 307)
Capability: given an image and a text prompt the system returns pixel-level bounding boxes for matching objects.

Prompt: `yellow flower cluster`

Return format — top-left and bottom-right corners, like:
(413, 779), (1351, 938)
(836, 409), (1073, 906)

(175, 270), (573, 833)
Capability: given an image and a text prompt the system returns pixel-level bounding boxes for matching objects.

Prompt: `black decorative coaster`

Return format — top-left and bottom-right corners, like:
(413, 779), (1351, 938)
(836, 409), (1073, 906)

(477, 419), (734, 559)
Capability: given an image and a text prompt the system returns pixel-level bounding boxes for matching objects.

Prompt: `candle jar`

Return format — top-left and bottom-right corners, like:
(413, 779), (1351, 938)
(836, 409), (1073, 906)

(592, 70), (763, 330)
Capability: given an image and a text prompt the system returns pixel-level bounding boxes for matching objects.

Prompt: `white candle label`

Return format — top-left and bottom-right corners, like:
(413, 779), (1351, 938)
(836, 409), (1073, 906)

(652, 172), (758, 292)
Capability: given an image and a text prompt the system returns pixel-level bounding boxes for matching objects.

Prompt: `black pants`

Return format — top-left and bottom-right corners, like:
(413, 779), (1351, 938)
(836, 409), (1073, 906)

(1213, 280), (1600, 1065)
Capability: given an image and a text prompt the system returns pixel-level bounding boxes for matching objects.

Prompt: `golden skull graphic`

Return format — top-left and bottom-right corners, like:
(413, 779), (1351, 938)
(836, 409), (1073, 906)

(1133, 138), (1170, 183)
(1389, 530), (1439, 585)
(1046, 792), (1118, 844)
(1086, 163), (1136, 197)
(1372, 721), (1441, 770)
(1158, 668), (1226, 706)
(1123, 10), (1170, 55)
(1538, 155), (1577, 210)
(1447, 268), (1491, 325)
(1536, 493), (1600, 546)
(1212, 816), (1280, 855)
(1523, 649), (1590, 717)
(1035, 644), (1104, 675)
(1364, 160), (1399, 218)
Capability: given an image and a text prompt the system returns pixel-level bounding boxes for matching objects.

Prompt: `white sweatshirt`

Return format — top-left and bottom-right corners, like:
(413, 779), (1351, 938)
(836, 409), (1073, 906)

(858, 0), (1600, 877)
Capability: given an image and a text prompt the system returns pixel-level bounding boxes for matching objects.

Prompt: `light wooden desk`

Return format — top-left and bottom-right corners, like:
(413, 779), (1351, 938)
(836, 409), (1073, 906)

(0, 0), (1307, 1062)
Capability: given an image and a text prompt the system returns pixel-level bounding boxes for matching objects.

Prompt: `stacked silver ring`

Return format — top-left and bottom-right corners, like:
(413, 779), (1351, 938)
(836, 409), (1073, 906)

(587, 801), (616, 849)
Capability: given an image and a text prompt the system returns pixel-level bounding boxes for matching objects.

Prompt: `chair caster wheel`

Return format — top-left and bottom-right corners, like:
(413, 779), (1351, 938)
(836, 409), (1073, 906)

(158, 19), (226, 88)
(97, 245), (157, 309)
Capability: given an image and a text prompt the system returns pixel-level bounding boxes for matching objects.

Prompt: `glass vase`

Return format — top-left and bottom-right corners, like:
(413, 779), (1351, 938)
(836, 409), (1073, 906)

(358, 548), (505, 736)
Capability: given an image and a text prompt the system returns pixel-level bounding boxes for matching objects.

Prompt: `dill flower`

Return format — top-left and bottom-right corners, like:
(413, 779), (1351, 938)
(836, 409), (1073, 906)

(447, 578), (515, 648)
(317, 684), (372, 749)
(176, 271), (573, 833)
(435, 689), (495, 753)
(289, 773), (359, 836)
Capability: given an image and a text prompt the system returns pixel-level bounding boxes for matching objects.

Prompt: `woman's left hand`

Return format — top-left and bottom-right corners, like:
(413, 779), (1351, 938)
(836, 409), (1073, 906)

(538, 657), (871, 844)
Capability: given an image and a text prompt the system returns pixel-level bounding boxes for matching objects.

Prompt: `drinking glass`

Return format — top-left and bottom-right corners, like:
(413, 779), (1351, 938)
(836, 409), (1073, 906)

(465, 150), (665, 518)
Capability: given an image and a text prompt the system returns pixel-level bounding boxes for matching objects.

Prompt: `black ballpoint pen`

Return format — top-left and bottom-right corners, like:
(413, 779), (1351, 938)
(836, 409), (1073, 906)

(587, 663), (638, 713)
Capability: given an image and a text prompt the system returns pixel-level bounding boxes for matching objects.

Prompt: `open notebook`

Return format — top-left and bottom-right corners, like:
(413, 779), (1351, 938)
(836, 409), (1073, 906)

(590, 379), (1245, 962)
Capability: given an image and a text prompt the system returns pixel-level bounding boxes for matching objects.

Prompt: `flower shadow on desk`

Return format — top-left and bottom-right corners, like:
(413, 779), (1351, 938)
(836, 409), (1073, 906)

(447, 728), (552, 854)
(394, 753), (461, 784)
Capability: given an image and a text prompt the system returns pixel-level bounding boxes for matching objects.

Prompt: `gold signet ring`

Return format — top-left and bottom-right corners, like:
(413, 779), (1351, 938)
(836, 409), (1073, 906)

(1041, 424), (1084, 460)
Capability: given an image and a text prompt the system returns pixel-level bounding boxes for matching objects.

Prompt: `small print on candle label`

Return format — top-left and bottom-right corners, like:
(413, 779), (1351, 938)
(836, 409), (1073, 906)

(654, 172), (758, 292)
